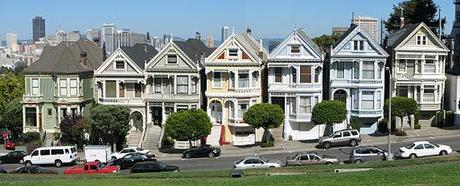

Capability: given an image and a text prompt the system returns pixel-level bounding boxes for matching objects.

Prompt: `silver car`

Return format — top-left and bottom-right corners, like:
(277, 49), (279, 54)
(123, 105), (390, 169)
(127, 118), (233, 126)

(350, 146), (388, 164)
(318, 129), (361, 149)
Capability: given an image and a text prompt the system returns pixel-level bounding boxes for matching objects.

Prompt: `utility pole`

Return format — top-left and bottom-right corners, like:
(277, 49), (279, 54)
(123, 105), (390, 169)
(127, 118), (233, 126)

(386, 67), (393, 161)
(439, 7), (442, 39)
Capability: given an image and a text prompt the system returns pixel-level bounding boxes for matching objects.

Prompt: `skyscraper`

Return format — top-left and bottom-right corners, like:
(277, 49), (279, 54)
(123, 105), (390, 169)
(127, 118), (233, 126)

(6, 33), (18, 52)
(163, 33), (172, 45)
(352, 16), (378, 41)
(67, 31), (81, 42)
(102, 23), (116, 54)
(32, 16), (45, 42)
(86, 29), (101, 44)
(206, 35), (214, 48)
(116, 28), (131, 47)
(221, 26), (229, 42)
(452, 0), (460, 62)
(56, 30), (67, 43)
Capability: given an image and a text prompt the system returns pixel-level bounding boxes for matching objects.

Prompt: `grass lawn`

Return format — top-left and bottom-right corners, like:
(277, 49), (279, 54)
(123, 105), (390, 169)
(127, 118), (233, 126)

(1, 155), (460, 186)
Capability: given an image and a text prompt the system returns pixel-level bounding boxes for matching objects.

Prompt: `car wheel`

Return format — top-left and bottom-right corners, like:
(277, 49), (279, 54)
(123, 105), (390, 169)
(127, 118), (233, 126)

(409, 154), (417, 159)
(350, 140), (357, 147)
(354, 159), (362, 164)
(208, 152), (215, 158)
(25, 161), (32, 166)
(440, 150), (448, 156)
(323, 142), (332, 149)
(269, 166), (275, 168)
(185, 153), (191, 159)
(325, 162), (333, 165)
(55, 160), (63, 167)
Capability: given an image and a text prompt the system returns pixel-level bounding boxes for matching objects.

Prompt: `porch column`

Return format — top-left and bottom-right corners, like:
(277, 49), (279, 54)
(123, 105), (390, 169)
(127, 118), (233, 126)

(420, 84), (424, 103)
(146, 103), (152, 124)
(249, 70), (252, 88)
(116, 80), (119, 98)
(358, 90), (362, 111)
(161, 102), (166, 125)
(188, 75), (191, 95)
(421, 59), (425, 73)
(174, 75), (177, 94)
(359, 60), (363, 80)
(235, 71), (239, 89)
(234, 99), (239, 120)
(102, 81), (106, 98)
(22, 106), (26, 130)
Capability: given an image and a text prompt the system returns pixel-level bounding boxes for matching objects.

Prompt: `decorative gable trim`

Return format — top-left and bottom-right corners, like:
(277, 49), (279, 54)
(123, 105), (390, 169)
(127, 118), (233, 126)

(206, 35), (260, 64)
(269, 30), (323, 60)
(95, 48), (143, 75)
(332, 26), (389, 57)
(394, 22), (449, 51)
(145, 42), (197, 71)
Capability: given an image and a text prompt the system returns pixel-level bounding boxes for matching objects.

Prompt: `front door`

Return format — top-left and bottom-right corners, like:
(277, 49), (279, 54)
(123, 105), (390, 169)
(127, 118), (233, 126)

(152, 107), (162, 126)
(271, 97), (285, 113)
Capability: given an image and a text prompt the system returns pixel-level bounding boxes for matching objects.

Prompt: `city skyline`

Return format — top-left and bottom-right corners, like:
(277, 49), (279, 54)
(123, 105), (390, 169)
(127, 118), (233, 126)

(0, 0), (454, 41)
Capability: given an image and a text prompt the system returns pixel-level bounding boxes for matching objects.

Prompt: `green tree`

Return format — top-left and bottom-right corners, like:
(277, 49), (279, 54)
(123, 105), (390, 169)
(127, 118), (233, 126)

(165, 109), (212, 147)
(60, 115), (89, 148)
(384, 97), (418, 129)
(89, 105), (130, 151)
(1, 98), (23, 138)
(312, 33), (341, 51)
(243, 103), (284, 144)
(312, 100), (347, 135)
(385, 0), (445, 34)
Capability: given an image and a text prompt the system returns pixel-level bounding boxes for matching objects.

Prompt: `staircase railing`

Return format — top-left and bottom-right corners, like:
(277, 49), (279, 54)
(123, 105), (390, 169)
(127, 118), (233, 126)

(139, 122), (150, 148)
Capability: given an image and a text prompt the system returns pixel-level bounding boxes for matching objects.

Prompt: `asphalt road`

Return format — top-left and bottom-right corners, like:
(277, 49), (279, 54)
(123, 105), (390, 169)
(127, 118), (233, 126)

(1, 136), (460, 173)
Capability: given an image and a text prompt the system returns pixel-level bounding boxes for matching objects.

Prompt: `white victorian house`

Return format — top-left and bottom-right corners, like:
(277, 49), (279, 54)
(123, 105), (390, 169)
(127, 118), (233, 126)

(330, 24), (389, 134)
(94, 44), (158, 147)
(267, 28), (325, 141)
(386, 22), (449, 125)
(205, 32), (267, 146)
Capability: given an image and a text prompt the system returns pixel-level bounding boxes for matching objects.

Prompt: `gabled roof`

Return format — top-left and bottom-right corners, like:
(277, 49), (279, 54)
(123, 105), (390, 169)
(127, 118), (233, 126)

(334, 24), (357, 48)
(206, 33), (267, 64)
(386, 23), (419, 49)
(332, 24), (389, 57)
(234, 33), (268, 61)
(24, 39), (103, 74)
(120, 44), (158, 69)
(269, 28), (323, 60)
(174, 39), (213, 62)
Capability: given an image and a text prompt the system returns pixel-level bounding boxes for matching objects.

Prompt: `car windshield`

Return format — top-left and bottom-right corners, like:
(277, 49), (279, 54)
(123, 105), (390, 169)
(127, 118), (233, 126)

(260, 157), (268, 163)
(405, 143), (416, 149)
(235, 159), (245, 164)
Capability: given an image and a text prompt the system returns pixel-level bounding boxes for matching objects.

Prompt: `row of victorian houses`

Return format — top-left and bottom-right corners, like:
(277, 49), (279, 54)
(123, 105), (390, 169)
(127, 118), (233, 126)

(21, 22), (450, 150)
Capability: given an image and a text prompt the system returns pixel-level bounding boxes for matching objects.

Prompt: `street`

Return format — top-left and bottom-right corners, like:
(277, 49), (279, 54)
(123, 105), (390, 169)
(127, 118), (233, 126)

(2, 135), (460, 173)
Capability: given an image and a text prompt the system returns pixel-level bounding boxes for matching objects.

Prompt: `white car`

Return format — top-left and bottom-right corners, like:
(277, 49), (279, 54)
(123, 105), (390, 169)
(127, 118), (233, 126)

(399, 141), (452, 159)
(233, 156), (282, 169)
(110, 147), (151, 160)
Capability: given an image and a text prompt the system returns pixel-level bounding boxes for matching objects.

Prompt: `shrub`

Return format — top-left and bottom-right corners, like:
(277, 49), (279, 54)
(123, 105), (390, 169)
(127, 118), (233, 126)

(22, 132), (41, 144)
(260, 140), (274, 148)
(161, 136), (175, 149)
(395, 130), (407, 136)
(414, 123), (421, 129)
(434, 111), (455, 127)
(26, 141), (41, 154)
(244, 103), (284, 143)
(377, 120), (389, 133)
(350, 117), (362, 130)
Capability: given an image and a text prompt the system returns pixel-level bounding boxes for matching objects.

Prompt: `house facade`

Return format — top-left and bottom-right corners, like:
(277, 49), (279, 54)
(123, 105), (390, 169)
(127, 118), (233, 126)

(387, 23), (449, 125)
(330, 25), (388, 134)
(94, 44), (158, 147)
(205, 32), (267, 146)
(267, 29), (325, 141)
(22, 39), (103, 133)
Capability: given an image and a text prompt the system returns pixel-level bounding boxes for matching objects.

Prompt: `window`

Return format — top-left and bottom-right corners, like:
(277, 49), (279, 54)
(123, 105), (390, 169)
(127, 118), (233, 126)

(424, 144), (435, 149)
(290, 45), (300, 54)
(423, 85), (435, 102)
(70, 79), (77, 96)
(376, 91), (382, 109)
(40, 150), (50, 156)
(32, 78), (39, 95)
(300, 155), (309, 161)
(416, 60), (421, 73)
(191, 78), (197, 94)
(177, 76), (189, 94)
(47, 108), (52, 116)
(299, 96), (311, 114)
(105, 80), (116, 97)
(115, 61), (125, 69)
(60, 79), (67, 96)
(25, 107), (37, 126)
(134, 83), (142, 97)
(291, 67), (297, 83)
(71, 108), (77, 118)
(238, 102), (248, 118)
(229, 49), (238, 57)
(288, 97), (296, 114)
(378, 64), (383, 79)
(417, 35), (427, 45)
(414, 144), (424, 150)
(51, 149), (64, 155)
(352, 89), (359, 109)
(353, 41), (359, 50)
(65, 149), (69, 154)
(213, 72), (221, 88)
(359, 41), (364, 50)
(31, 151), (38, 156)
(343, 132), (351, 137)
(363, 61), (375, 79)
(238, 72), (249, 88)
(351, 131), (358, 136)
(61, 108), (68, 118)
(300, 66), (311, 83)
(309, 155), (320, 161)
(314, 67), (321, 83)
(424, 60), (435, 73)
(167, 55), (177, 63)
(353, 40), (364, 51)
(353, 62), (359, 79)
(251, 72), (258, 87)
(154, 78), (161, 93)
(399, 60), (406, 72)
(118, 83), (125, 97)
(274, 68), (282, 83)
(229, 102), (235, 119)
(362, 91), (374, 110)
(336, 62), (344, 78)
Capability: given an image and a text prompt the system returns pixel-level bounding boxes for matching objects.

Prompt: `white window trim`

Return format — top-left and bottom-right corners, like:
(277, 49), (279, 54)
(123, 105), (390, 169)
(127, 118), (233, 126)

(31, 78), (40, 96)
(167, 54), (178, 64)
(416, 35), (427, 46)
(289, 45), (301, 55)
(227, 48), (239, 59)
(113, 60), (127, 70)
(59, 78), (68, 97)
(212, 72), (222, 88)
(69, 79), (78, 96)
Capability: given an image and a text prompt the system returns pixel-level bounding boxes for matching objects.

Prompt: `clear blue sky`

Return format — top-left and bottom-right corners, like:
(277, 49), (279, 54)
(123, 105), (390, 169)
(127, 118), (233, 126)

(0, 0), (454, 40)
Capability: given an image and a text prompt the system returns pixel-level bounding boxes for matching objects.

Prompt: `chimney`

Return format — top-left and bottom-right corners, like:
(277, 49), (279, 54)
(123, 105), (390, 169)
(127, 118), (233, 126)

(400, 8), (405, 28)
(80, 52), (88, 65)
(195, 32), (201, 40)
(246, 27), (252, 35)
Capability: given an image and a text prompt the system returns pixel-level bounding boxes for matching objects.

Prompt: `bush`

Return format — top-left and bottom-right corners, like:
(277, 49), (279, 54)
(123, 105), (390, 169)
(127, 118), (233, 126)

(377, 120), (389, 133)
(22, 132), (41, 144)
(350, 117), (361, 130)
(395, 130), (407, 136)
(161, 136), (175, 149)
(26, 141), (41, 154)
(434, 111), (455, 127)
(414, 123), (421, 129)
(260, 140), (274, 148)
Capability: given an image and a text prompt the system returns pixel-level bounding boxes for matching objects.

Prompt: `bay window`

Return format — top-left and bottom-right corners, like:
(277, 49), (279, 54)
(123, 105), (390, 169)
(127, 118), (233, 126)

(299, 96), (311, 114)
(337, 62), (344, 78)
(361, 91), (374, 110)
(105, 80), (116, 98)
(70, 79), (78, 96)
(60, 79), (67, 96)
(363, 61), (374, 79)
(32, 78), (39, 95)
(274, 68), (282, 83)
(177, 76), (188, 94)
(300, 66), (311, 83)
(213, 72), (221, 88)
(238, 72), (249, 88)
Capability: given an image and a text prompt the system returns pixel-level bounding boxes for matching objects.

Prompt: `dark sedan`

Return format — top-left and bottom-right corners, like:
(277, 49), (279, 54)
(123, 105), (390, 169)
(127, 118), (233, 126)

(0, 151), (27, 164)
(182, 145), (221, 159)
(10, 166), (58, 174)
(110, 153), (155, 169)
(130, 161), (179, 173)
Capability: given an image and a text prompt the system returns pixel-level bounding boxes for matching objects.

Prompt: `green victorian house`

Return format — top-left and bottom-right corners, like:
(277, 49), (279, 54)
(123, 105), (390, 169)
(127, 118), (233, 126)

(22, 39), (103, 133)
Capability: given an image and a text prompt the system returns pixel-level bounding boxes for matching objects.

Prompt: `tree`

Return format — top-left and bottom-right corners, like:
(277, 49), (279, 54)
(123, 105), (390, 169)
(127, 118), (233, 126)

(312, 33), (341, 51)
(0, 72), (24, 138)
(89, 105), (130, 151)
(312, 100), (347, 135)
(1, 98), (23, 138)
(60, 115), (89, 148)
(384, 0), (445, 34)
(384, 97), (418, 129)
(165, 109), (212, 148)
(243, 103), (284, 144)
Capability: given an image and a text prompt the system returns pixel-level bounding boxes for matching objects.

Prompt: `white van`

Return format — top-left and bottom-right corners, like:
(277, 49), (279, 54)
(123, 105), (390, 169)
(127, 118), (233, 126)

(23, 146), (78, 167)
(84, 145), (112, 163)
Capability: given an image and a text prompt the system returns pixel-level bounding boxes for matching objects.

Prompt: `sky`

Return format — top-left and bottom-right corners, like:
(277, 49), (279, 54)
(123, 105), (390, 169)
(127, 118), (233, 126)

(0, 0), (455, 41)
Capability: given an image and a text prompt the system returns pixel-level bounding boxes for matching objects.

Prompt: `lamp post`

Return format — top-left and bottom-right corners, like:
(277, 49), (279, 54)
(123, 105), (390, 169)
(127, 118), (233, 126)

(385, 67), (393, 161)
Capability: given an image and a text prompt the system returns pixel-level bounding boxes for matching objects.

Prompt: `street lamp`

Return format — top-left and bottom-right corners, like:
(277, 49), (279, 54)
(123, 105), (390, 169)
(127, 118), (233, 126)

(385, 67), (393, 161)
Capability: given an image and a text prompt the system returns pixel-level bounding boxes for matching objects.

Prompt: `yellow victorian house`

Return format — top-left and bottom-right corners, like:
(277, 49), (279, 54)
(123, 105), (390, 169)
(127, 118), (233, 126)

(205, 31), (267, 146)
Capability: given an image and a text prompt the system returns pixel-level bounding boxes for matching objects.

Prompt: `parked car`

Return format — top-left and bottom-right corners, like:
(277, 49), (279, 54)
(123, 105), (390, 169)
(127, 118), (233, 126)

(399, 141), (452, 159)
(110, 147), (151, 160)
(182, 145), (221, 159)
(350, 146), (388, 164)
(0, 151), (27, 164)
(10, 166), (58, 174)
(63, 161), (119, 174)
(5, 141), (16, 150)
(319, 129), (361, 149)
(84, 145), (112, 163)
(286, 153), (339, 166)
(23, 146), (78, 167)
(234, 156), (282, 169)
(0, 167), (7, 174)
(110, 153), (155, 170)
(130, 161), (180, 173)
